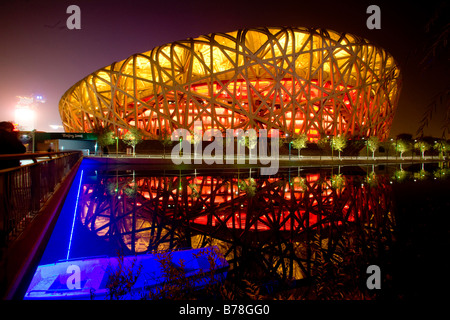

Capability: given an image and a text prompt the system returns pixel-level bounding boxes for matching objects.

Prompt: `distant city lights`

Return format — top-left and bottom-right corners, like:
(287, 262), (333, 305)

(49, 124), (64, 130)
(13, 94), (46, 131)
(15, 105), (36, 131)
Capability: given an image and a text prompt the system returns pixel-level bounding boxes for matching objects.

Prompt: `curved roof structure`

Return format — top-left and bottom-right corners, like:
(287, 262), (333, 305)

(59, 27), (401, 141)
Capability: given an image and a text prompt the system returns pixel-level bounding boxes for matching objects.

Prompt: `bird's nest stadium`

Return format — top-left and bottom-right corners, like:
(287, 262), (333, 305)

(59, 26), (401, 142)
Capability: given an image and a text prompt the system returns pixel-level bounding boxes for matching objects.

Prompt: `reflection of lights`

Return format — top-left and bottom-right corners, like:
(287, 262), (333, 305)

(66, 170), (84, 260)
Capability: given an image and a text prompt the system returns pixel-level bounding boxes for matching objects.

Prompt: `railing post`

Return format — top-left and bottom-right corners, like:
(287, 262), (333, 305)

(0, 174), (7, 246)
(48, 159), (56, 193)
(30, 165), (40, 214)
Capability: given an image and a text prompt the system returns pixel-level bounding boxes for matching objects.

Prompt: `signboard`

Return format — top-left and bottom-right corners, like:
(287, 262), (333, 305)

(34, 132), (98, 141)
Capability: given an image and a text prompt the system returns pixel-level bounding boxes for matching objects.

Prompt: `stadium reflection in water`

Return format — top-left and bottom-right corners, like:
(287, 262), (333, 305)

(38, 161), (448, 298)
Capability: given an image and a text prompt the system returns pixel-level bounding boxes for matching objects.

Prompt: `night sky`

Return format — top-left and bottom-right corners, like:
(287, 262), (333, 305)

(1, 0), (448, 138)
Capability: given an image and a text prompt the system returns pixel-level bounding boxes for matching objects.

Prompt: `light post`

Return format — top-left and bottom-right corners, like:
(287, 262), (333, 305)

(395, 139), (398, 160)
(285, 133), (291, 161)
(362, 137), (368, 160)
(388, 139), (392, 160)
(116, 128), (122, 157)
(289, 141), (292, 161)
(328, 136), (333, 160)
(366, 140), (369, 160)
(115, 136), (118, 157)
(433, 141), (437, 160)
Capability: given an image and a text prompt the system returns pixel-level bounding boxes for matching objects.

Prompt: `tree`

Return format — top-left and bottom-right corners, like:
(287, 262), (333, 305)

(331, 135), (347, 159)
(367, 136), (380, 159)
(434, 140), (450, 159)
(393, 139), (410, 159)
(414, 140), (430, 159)
(92, 124), (115, 155)
(317, 136), (330, 160)
(416, 2), (450, 137)
(159, 129), (173, 158)
(291, 133), (308, 158)
(330, 174), (345, 189)
(238, 134), (257, 150)
(123, 128), (143, 156)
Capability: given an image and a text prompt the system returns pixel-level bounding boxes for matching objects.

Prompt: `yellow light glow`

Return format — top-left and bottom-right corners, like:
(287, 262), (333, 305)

(60, 27), (401, 141)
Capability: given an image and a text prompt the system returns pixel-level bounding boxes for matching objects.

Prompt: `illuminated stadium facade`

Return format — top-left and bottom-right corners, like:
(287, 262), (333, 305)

(59, 27), (401, 142)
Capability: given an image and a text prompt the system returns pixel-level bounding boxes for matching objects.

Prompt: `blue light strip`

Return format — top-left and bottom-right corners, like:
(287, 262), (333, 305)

(66, 169), (84, 261)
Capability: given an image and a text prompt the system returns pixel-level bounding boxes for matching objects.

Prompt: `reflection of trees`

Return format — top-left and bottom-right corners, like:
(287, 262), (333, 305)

(77, 168), (395, 298)
(78, 172), (191, 254)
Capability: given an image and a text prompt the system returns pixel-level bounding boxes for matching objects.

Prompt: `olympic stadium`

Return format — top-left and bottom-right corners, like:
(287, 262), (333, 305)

(59, 27), (401, 142)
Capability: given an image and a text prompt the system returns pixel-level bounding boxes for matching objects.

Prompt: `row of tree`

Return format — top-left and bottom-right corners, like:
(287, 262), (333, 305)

(91, 125), (450, 159)
(285, 133), (450, 160)
(93, 125), (143, 156)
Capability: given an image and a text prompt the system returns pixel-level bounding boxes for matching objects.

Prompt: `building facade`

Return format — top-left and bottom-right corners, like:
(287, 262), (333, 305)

(59, 27), (401, 141)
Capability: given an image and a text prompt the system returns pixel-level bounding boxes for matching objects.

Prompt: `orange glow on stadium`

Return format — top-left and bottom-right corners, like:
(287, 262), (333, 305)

(59, 27), (401, 141)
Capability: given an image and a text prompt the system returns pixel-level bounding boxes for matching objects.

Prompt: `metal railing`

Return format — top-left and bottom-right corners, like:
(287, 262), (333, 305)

(0, 151), (82, 246)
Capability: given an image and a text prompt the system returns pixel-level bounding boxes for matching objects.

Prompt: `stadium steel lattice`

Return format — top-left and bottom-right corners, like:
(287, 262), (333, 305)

(76, 167), (395, 281)
(59, 27), (402, 141)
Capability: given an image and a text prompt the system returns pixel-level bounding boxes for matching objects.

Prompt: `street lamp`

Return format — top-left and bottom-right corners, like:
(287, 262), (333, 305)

(388, 138), (394, 161)
(285, 133), (291, 161)
(115, 136), (119, 157)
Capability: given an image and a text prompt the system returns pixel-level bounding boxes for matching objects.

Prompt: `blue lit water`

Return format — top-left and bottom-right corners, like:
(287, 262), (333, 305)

(39, 165), (122, 264)
(32, 159), (450, 299)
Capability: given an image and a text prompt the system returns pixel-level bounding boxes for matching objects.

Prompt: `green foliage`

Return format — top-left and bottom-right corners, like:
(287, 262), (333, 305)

(433, 168), (450, 179)
(367, 136), (380, 158)
(330, 174), (345, 189)
(434, 140), (450, 159)
(433, 140), (450, 153)
(413, 169), (428, 180)
(239, 177), (257, 197)
(331, 135), (347, 151)
(122, 128), (143, 155)
(393, 139), (410, 158)
(124, 183), (138, 198)
(307, 223), (393, 300)
(393, 169), (408, 182)
(148, 250), (194, 299)
(331, 135), (347, 158)
(159, 129), (173, 150)
(159, 129), (173, 146)
(99, 251), (143, 300)
(291, 133), (308, 157)
(365, 172), (379, 187)
(148, 247), (227, 300)
(188, 183), (200, 199)
(189, 130), (202, 145)
(414, 141), (430, 158)
(123, 128), (143, 148)
(238, 134), (257, 150)
(317, 136), (330, 150)
(92, 125), (115, 148)
(292, 176), (307, 191)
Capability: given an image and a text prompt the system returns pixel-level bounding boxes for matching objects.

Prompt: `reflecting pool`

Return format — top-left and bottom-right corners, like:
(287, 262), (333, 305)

(34, 160), (450, 299)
